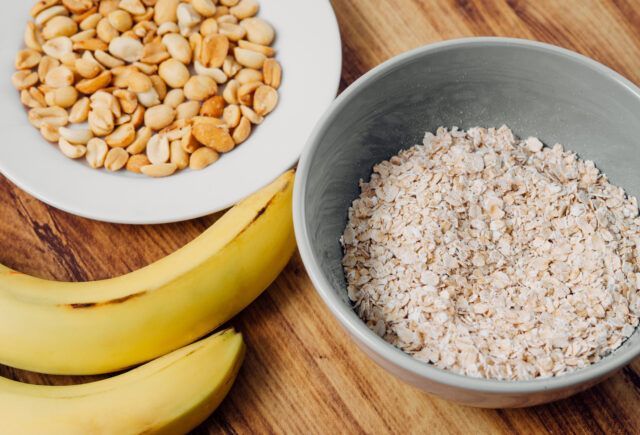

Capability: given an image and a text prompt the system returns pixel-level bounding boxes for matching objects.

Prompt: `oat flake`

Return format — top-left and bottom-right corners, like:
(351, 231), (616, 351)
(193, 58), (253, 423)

(341, 126), (640, 381)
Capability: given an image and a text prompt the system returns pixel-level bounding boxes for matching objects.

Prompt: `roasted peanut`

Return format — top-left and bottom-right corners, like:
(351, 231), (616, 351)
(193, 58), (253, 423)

(88, 106), (115, 135)
(137, 87), (161, 107)
(127, 126), (153, 154)
(222, 104), (241, 128)
(133, 61), (158, 75)
(106, 122), (136, 147)
(176, 100), (201, 120)
(192, 64), (225, 87)
(43, 36), (73, 60)
(141, 162), (177, 177)
(42, 16), (78, 40)
(262, 58), (281, 89)
(86, 137), (108, 168)
(164, 88), (185, 108)
(240, 104), (263, 124)
(192, 0), (217, 18)
(46, 86), (79, 108)
(109, 36), (144, 62)
(45, 65), (74, 88)
(146, 133), (170, 163)
(120, 0), (147, 16)
(99, 0), (120, 16)
(237, 80), (261, 106)
(170, 139), (190, 169)
(73, 38), (109, 51)
(62, 0), (93, 14)
(127, 70), (153, 93)
(200, 96), (226, 117)
(190, 146), (219, 170)
(114, 89), (139, 114)
(145, 104), (176, 130)
(94, 49), (125, 68)
(238, 39), (274, 57)
(31, 0), (61, 18)
(240, 17), (274, 45)
(158, 58), (190, 88)
(162, 33), (192, 64)
(69, 97), (90, 123)
(76, 70), (112, 94)
(199, 18), (218, 36)
(15, 49), (42, 70)
(232, 115), (251, 144)
(200, 34), (228, 68)
(125, 153), (151, 173)
(180, 125), (199, 153)
(230, 0), (259, 19)
(219, 22), (245, 41)
(59, 137), (87, 159)
(253, 84), (278, 116)
(12, 71), (38, 91)
(80, 13), (102, 30)
(235, 67), (262, 84)
(192, 116), (234, 152)
(217, 14), (238, 25)
(21, 89), (45, 109)
(59, 126), (93, 144)
(29, 106), (69, 128)
(35, 6), (68, 28)
(39, 57), (60, 84)
(150, 75), (168, 100)
(25, 23), (44, 53)
(222, 79), (239, 104)
(222, 55), (242, 77)
(157, 21), (180, 36)
(183, 75), (217, 102)
(71, 29), (97, 42)
(40, 123), (61, 142)
(96, 17), (119, 43)
(177, 3), (201, 36)
(154, 0), (180, 25)
(108, 10), (133, 32)
(141, 40), (170, 64)
(234, 47), (265, 69)
(130, 104), (146, 127)
(105, 147), (130, 171)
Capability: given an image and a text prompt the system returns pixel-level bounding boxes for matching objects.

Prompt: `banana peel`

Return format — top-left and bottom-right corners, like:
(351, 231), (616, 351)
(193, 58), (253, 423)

(0, 170), (296, 375)
(0, 329), (245, 435)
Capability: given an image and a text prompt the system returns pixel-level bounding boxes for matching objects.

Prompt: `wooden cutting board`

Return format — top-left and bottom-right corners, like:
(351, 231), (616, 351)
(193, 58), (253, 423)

(2, 0), (640, 433)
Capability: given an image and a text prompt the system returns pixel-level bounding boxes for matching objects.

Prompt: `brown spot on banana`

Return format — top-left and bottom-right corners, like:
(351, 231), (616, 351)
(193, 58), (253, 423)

(66, 292), (147, 309)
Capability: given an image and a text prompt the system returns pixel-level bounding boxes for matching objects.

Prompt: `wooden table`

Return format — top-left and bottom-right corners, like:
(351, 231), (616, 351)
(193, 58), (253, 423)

(2, 0), (640, 433)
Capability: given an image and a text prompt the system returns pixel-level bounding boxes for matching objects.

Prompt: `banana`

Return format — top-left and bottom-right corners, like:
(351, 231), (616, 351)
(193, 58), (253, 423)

(0, 329), (245, 435)
(0, 170), (295, 375)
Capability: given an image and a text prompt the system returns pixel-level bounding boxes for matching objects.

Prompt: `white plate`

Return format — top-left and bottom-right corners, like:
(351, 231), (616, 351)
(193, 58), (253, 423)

(0, 1), (341, 224)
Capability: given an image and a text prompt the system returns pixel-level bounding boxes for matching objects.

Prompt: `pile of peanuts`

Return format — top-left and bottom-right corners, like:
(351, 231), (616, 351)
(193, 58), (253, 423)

(13, 0), (281, 177)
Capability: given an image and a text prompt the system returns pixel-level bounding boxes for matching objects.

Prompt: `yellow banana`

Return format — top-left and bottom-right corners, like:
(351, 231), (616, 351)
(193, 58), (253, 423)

(0, 170), (295, 375)
(0, 329), (244, 435)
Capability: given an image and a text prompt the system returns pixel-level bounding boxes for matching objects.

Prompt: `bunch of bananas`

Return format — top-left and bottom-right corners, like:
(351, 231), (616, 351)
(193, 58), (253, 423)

(0, 170), (296, 434)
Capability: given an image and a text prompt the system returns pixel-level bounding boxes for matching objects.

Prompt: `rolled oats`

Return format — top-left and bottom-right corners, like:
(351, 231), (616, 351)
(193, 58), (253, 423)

(342, 126), (640, 381)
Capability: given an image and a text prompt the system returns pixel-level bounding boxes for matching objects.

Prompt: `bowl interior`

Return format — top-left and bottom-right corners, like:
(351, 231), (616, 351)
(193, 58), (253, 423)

(299, 39), (640, 384)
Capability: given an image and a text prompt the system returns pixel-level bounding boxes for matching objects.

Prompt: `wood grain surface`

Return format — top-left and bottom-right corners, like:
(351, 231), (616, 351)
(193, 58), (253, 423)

(2, 0), (640, 433)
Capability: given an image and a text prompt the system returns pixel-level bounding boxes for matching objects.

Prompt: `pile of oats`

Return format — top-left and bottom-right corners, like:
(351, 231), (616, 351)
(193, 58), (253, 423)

(341, 126), (640, 380)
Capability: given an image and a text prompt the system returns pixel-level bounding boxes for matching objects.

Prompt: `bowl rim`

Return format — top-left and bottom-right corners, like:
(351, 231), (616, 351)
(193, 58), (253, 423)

(293, 36), (640, 393)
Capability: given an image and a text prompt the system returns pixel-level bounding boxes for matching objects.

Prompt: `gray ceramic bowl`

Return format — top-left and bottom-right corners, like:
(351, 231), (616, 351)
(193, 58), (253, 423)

(293, 37), (640, 408)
